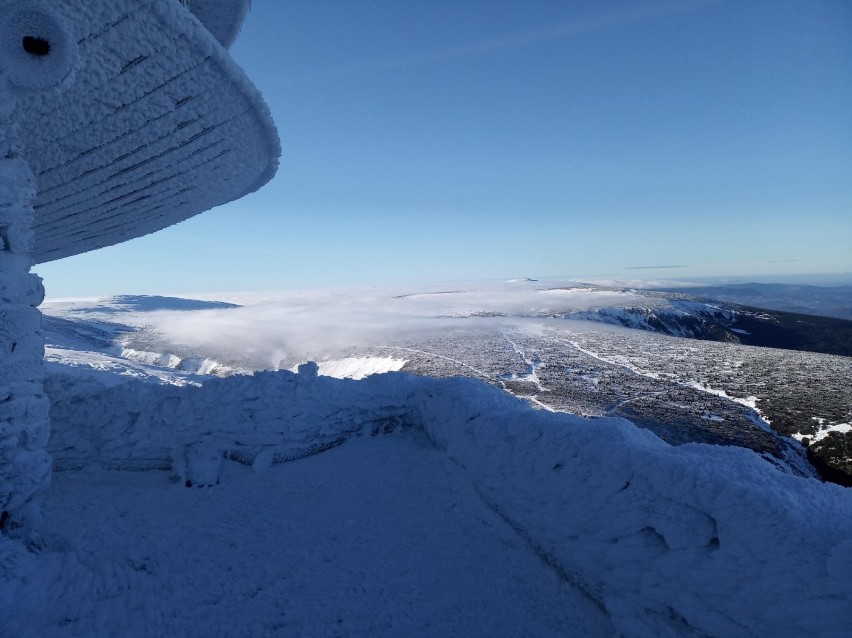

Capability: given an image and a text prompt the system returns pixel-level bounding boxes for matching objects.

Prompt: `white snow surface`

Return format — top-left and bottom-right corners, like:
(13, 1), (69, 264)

(793, 419), (852, 443)
(2, 364), (850, 637)
(14, 433), (612, 637)
(686, 381), (773, 429)
(309, 356), (408, 380)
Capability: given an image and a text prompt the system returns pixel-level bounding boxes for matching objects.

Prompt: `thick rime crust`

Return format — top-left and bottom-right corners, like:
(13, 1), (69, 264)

(0, 153), (51, 520)
(179, 0), (252, 48)
(6, 0), (279, 264)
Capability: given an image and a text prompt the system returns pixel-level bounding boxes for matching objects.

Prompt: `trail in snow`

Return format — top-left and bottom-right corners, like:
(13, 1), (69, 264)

(684, 381), (773, 432)
(605, 391), (668, 416)
(500, 333), (546, 392)
(562, 338), (774, 431)
(500, 332), (555, 412)
(563, 339), (660, 380)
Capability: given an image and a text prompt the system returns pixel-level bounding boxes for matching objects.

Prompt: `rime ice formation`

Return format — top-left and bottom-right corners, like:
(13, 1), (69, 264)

(0, 0), (278, 523)
(0, 114), (51, 526)
(9, 0), (280, 263)
(180, 0), (252, 48)
(0, 58), (52, 527)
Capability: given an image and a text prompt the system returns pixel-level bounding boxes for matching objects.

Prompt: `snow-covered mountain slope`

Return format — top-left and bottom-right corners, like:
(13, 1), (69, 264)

(540, 287), (852, 357)
(41, 295), (247, 386)
(653, 282), (852, 321)
(6, 367), (852, 637)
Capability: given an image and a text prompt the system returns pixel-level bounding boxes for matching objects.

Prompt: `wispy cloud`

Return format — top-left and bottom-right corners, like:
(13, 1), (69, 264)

(364, 0), (720, 71)
(624, 265), (689, 270)
(587, 278), (705, 289)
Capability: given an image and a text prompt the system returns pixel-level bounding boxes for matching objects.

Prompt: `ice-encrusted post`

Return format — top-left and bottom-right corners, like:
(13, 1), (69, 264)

(0, 89), (51, 531)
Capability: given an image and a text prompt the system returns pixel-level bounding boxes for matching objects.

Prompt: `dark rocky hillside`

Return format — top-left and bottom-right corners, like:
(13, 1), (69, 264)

(723, 306), (852, 357)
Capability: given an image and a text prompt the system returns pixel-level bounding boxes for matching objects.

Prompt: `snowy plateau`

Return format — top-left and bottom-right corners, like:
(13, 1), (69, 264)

(2, 281), (851, 637)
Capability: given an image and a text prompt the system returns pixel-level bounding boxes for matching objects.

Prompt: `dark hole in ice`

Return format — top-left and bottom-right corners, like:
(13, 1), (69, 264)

(22, 36), (51, 57)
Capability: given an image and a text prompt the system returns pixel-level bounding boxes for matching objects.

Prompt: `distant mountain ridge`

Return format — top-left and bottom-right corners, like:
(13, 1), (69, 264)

(651, 283), (852, 321)
(553, 287), (852, 358)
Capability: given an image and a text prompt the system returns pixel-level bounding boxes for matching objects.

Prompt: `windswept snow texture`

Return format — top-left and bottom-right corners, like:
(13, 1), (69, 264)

(4, 369), (851, 637)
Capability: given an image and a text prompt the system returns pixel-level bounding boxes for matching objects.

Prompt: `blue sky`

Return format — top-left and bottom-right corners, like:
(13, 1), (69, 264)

(40, 0), (852, 297)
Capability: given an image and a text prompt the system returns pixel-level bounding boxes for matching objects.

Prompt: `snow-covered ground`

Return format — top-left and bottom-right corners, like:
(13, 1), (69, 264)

(7, 432), (612, 637)
(4, 286), (847, 636)
(3, 361), (851, 636)
(309, 356), (407, 380)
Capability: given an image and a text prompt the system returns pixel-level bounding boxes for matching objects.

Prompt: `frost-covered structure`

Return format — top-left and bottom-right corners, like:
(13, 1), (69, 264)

(0, 0), (278, 524)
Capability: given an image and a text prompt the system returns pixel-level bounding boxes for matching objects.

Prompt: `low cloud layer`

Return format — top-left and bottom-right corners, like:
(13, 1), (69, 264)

(77, 282), (654, 368)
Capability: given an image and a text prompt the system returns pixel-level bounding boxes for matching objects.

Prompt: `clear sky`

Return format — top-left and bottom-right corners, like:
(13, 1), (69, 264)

(38, 0), (852, 298)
